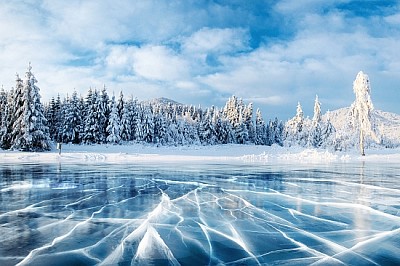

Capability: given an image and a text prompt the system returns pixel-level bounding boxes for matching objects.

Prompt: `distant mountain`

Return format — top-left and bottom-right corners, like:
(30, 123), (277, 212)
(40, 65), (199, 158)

(144, 97), (183, 106)
(326, 107), (400, 148)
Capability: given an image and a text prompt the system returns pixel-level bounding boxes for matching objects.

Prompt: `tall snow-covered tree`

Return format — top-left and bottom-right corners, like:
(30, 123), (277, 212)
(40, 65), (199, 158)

(7, 75), (25, 149)
(45, 95), (62, 141)
(243, 102), (255, 143)
(235, 109), (249, 144)
(308, 95), (323, 147)
(117, 91), (124, 121)
(284, 102), (306, 146)
(106, 95), (121, 144)
(98, 86), (110, 142)
(350, 71), (379, 155)
(120, 100), (132, 141)
(59, 91), (82, 144)
(83, 89), (101, 144)
(135, 104), (154, 143)
(321, 111), (336, 148)
(198, 108), (216, 145)
(0, 87), (8, 147)
(255, 108), (267, 145)
(312, 95), (321, 127)
(11, 64), (51, 151)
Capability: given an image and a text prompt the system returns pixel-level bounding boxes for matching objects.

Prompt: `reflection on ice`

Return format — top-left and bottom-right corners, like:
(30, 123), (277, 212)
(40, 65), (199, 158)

(0, 162), (399, 265)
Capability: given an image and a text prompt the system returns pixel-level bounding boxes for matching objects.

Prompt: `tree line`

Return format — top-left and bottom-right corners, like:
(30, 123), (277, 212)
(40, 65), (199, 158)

(1, 65), (339, 151)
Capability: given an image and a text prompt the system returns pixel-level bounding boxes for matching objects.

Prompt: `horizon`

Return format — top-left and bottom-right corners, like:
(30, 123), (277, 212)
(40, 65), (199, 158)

(1, 1), (399, 120)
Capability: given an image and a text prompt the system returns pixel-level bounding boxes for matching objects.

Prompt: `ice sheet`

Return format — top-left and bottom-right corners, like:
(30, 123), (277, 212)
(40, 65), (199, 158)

(0, 161), (399, 265)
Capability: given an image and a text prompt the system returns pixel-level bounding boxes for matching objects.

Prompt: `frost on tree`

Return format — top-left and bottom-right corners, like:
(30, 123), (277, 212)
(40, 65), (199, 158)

(350, 71), (379, 155)
(11, 64), (51, 151)
(106, 95), (121, 144)
(308, 95), (323, 147)
(284, 102), (307, 146)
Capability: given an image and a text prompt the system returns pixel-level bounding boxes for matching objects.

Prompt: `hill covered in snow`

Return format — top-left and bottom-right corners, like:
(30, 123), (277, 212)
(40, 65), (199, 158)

(327, 108), (400, 149)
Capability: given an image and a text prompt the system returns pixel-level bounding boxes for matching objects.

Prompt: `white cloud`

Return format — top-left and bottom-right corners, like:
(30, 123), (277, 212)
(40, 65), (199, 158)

(131, 45), (189, 81)
(182, 27), (249, 54)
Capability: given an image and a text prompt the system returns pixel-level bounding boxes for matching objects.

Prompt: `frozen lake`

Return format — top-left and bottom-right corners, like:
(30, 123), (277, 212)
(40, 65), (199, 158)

(0, 161), (399, 265)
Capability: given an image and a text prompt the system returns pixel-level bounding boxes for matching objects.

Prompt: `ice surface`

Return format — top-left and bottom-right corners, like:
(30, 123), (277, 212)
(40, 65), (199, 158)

(0, 161), (399, 265)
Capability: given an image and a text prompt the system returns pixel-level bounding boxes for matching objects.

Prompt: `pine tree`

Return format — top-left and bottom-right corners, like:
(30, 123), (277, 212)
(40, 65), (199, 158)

(106, 95), (121, 144)
(117, 91), (124, 121)
(46, 95), (62, 141)
(275, 119), (284, 146)
(350, 71), (379, 155)
(142, 105), (154, 143)
(235, 109), (249, 144)
(312, 95), (321, 126)
(83, 89), (101, 144)
(98, 86), (110, 143)
(120, 100), (132, 142)
(308, 95), (323, 147)
(0, 87), (8, 147)
(321, 111), (336, 148)
(243, 103), (255, 143)
(135, 104), (154, 143)
(59, 96), (71, 143)
(284, 102), (306, 146)
(153, 112), (167, 145)
(8, 74), (25, 149)
(255, 108), (266, 145)
(59, 91), (82, 144)
(11, 64), (51, 151)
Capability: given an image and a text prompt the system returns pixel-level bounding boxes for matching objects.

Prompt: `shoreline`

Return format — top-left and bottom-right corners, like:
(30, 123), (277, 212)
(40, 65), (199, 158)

(1, 144), (399, 164)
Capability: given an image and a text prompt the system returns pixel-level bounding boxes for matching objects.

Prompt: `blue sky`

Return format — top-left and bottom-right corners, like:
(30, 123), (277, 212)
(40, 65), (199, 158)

(0, 0), (399, 119)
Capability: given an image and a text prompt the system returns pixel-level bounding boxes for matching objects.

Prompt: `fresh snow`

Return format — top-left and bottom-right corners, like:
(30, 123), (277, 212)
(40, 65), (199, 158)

(1, 143), (399, 164)
(327, 107), (400, 148)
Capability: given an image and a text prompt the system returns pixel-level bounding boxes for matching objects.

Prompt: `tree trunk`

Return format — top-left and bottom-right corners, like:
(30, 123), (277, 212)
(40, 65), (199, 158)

(360, 129), (365, 156)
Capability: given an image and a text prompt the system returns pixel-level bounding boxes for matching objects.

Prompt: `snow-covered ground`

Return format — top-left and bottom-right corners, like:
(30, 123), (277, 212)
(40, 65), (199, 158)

(1, 143), (399, 164)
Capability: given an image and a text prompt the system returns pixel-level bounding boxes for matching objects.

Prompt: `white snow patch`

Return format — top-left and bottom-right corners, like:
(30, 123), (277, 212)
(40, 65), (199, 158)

(1, 143), (399, 165)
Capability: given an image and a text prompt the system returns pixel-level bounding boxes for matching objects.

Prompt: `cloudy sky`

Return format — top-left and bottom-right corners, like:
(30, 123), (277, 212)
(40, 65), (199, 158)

(1, 0), (399, 119)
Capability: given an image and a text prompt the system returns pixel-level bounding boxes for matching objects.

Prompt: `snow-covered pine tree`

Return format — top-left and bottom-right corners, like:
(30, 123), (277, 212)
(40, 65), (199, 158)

(59, 96), (71, 143)
(223, 95), (240, 135)
(45, 95), (61, 141)
(211, 109), (223, 144)
(11, 64), (51, 151)
(135, 104), (154, 143)
(1, 88), (14, 149)
(183, 111), (200, 145)
(255, 108), (267, 145)
(0, 87), (7, 148)
(129, 98), (140, 141)
(312, 95), (321, 126)
(8, 74), (25, 149)
(268, 118), (284, 146)
(59, 91), (83, 144)
(267, 119), (276, 146)
(198, 107), (216, 145)
(117, 91), (124, 121)
(275, 119), (284, 146)
(284, 102), (305, 146)
(83, 89), (101, 144)
(308, 95), (323, 147)
(106, 95), (121, 144)
(321, 111), (336, 148)
(243, 102), (255, 143)
(120, 99), (132, 142)
(98, 85), (110, 143)
(236, 109), (249, 144)
(153, 112), (167, 145)
(350, 71), (379, 155)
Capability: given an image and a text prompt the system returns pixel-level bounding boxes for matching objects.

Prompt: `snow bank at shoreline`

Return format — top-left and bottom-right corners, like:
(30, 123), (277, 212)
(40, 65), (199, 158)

(0, 144), (399, 165)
